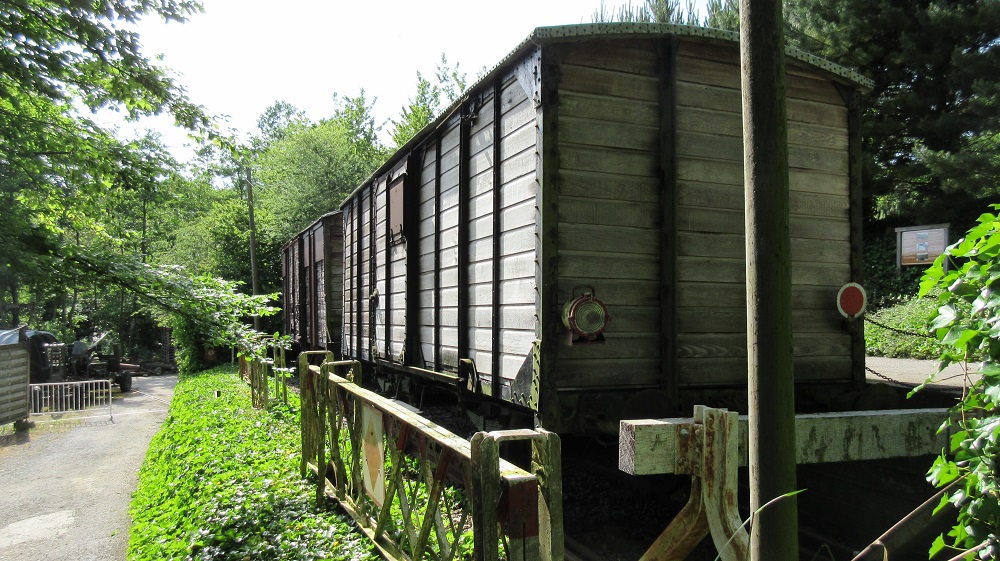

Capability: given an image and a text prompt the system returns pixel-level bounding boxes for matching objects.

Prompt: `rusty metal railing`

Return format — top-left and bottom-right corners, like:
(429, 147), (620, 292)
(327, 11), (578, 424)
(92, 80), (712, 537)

(300, 353), (563, 561)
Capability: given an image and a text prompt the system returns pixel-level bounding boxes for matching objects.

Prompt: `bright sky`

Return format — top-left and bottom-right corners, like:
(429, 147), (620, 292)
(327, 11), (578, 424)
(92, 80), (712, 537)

(108, 0), (709, 161)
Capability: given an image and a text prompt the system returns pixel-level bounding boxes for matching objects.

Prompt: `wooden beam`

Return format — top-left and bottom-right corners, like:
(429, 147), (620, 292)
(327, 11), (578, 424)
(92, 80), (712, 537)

(741, 0), (798, 557)
(619, 408), (951, 476)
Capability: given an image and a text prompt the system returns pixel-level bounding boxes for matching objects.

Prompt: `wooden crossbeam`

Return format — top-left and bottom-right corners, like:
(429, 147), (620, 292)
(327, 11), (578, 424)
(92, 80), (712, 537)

(620, 408), (950, 476)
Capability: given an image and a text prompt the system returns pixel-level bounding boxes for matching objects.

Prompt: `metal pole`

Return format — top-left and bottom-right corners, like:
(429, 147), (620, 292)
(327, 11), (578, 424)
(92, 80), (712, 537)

(740, 0), (799, 558)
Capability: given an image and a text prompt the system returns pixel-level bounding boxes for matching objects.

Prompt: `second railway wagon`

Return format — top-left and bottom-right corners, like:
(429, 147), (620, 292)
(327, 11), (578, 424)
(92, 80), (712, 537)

(329, 23), (872, 435)
(282, 212), (344, 354)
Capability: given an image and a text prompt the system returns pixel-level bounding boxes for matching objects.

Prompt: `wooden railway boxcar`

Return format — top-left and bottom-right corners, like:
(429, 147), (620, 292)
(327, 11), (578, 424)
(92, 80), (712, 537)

(333, 23), (872, 435)
(282, 212), (344, 354)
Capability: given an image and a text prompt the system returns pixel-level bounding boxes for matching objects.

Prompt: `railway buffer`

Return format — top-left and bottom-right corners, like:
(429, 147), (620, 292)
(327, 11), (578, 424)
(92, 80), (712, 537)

(619, 406), (952, 560)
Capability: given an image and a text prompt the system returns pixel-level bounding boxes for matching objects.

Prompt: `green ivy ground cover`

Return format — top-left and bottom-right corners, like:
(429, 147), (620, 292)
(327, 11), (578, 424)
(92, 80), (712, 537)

(864, 295), (946, 359)
(128, 365), (378, 561)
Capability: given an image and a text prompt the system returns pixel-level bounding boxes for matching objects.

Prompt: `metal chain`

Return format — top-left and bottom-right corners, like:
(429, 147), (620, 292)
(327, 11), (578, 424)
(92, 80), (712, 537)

(864, 365), (906, 385)
(864, 316), (936, 340)
(858, 313), (967, 386)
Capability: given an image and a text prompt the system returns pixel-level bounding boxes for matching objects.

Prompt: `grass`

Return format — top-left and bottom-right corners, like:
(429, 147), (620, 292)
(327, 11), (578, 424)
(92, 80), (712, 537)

(864, 295), (945, 360)
(128, 365), (378, 561)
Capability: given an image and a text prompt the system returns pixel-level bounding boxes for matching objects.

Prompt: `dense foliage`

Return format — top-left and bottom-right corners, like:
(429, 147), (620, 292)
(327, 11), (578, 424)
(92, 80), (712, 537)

(920, 208), (1000, 559)
(129, 366), (377, 561)
(864, 296), (944, 359)
(592, 0), (743, 26)
(864, 234), (928, 310)
(0, 0), (277, 359)
(253, 93), (388, 245)
(785, 0), (1000, 229)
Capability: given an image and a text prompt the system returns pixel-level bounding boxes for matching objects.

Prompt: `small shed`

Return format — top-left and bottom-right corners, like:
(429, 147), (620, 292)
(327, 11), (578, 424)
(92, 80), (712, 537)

(0, 343), (30, 426)
(339, 23), (871, 434)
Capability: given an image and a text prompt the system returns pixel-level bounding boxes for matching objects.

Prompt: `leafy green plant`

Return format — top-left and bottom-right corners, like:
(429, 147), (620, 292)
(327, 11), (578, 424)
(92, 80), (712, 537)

(919, 207), (1000, 560)
(128, 365), (378, 561)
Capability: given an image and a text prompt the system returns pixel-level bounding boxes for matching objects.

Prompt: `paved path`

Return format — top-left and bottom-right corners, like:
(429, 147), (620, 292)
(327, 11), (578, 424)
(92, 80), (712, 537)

(865, 356), (980, 389)
(0, 374), (177, 561)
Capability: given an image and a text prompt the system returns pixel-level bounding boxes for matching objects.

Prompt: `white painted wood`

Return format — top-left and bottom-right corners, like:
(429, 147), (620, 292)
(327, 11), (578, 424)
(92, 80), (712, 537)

(619, 408), (951, 475)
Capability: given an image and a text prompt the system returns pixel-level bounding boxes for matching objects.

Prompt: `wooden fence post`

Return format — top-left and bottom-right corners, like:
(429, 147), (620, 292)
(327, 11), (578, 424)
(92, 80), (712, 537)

(299, 352), (312, 477)
(471, 432), (501, 561)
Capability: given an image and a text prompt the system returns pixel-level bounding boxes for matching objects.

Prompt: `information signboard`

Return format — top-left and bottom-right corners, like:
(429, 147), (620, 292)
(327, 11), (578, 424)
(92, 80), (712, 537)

(895, 224), (949, 269)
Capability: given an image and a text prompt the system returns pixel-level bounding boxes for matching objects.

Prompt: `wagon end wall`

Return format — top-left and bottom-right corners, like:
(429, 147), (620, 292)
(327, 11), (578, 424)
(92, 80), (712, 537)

(542, 35), (862, 433)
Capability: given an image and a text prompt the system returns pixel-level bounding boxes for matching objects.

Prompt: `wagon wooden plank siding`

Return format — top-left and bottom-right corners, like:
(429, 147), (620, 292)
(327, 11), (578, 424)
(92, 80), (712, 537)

(327, 23), (871, 435)
(673, 40), (853, 389)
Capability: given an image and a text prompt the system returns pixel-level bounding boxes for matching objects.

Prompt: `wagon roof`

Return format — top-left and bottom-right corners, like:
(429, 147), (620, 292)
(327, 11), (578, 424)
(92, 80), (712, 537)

(341, 22), (872, 207)
(282, 210), (341, 249)
(529, 23), (873, 89)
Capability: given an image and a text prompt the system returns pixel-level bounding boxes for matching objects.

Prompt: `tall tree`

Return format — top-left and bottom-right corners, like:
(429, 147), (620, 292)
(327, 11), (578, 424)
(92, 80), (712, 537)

(784, 0), (1000, 228)
(592, 0), (702, 24)
(255, 93), (386, 251)
(255, 101), (309, 148)
(706, 0), (740, 30)
(390, 55), (467, 148)
(0, 1), (278, 365)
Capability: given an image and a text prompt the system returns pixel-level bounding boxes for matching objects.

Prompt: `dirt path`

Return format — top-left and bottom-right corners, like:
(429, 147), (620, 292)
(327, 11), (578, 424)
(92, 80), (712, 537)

(0, 374), (177, 561)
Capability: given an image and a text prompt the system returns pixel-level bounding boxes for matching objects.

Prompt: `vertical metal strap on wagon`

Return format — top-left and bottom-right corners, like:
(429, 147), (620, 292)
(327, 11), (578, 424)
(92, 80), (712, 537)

(369, 181), (377, 360)
(458, 99), (471, 368)
(434, 134), (443, 372)
(491, 75), (503, 399)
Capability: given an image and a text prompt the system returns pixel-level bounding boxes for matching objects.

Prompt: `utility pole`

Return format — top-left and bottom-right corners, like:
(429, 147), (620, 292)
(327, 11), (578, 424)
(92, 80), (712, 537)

(740, 0), (799, 558)
(242, 163), (261, 331)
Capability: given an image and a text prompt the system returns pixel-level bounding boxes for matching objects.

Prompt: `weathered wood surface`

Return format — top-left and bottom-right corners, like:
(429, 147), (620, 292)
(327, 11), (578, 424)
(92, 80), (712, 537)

(552, 40), (663, 389)
(668, 35), (854, 391)
(619, 408), (951, 475)
(0, 344), (29, 425)
(403, 73), (539, 379)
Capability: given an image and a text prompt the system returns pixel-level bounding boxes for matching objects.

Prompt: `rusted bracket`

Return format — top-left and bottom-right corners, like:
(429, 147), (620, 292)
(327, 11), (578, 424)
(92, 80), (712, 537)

(621, 407), (952, 561)
(636, 406), (748, 561)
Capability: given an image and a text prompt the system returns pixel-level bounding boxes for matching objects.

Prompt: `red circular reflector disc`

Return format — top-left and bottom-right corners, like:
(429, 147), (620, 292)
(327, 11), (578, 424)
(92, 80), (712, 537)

(837, 283), (867, 319)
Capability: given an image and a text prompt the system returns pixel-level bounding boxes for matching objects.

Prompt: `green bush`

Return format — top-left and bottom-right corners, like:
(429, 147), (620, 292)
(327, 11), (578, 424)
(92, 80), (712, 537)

(864, 295), (945, 359)
(863, 233), (926, 311)
(128, 365), (377, 561)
